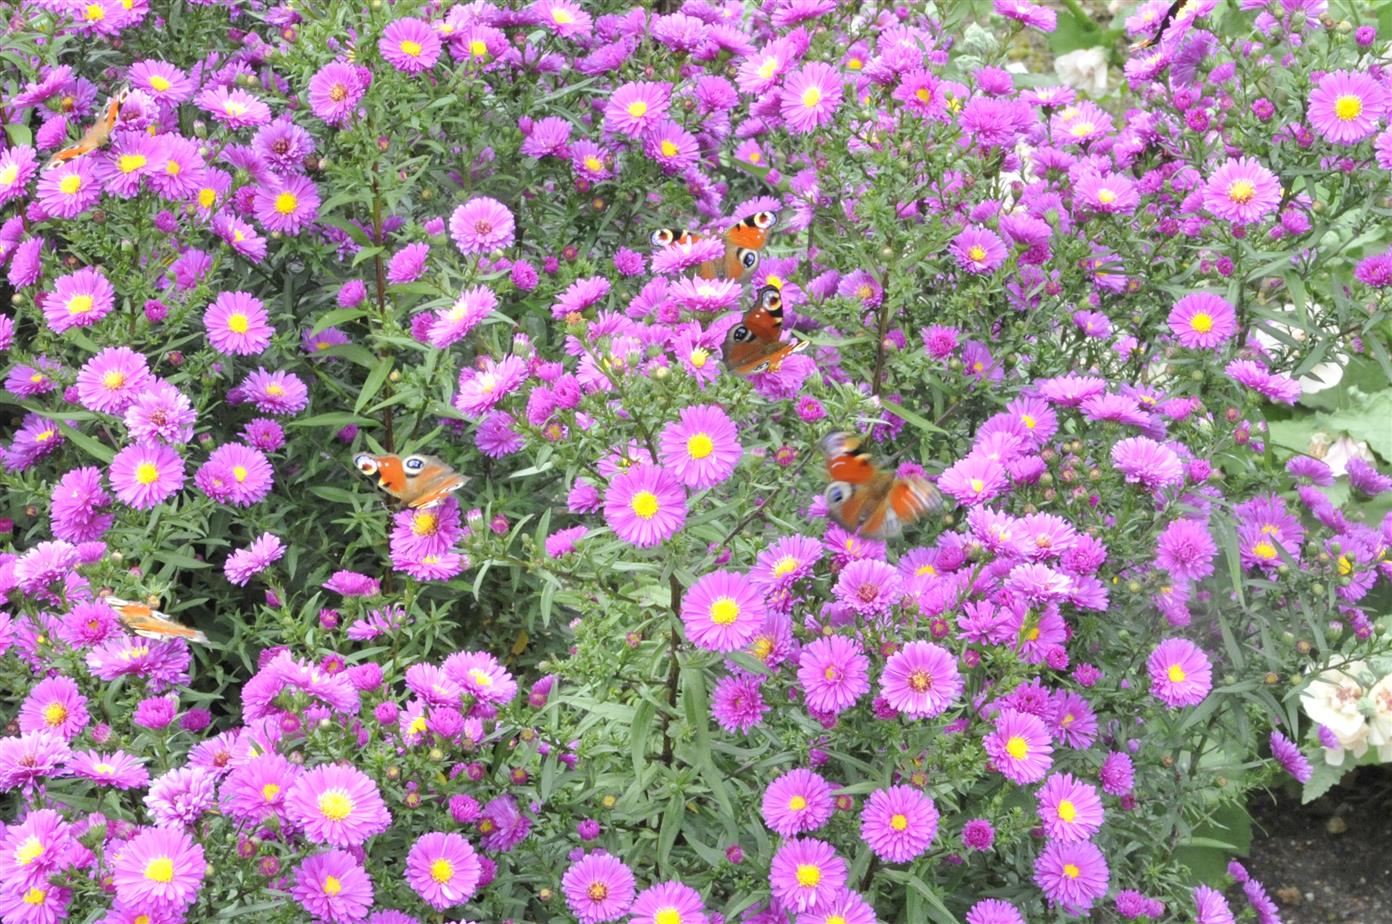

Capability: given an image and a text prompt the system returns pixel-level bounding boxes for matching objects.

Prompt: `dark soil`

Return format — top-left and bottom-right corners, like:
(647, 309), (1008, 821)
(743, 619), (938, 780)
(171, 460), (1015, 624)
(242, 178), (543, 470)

(1244, 766), (1392, 924)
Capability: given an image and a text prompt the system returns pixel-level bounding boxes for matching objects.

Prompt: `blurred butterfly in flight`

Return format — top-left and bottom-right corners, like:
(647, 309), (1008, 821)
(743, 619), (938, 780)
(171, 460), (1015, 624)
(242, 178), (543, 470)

(105, 596), (209, 645)
(650, 210), (778, 281)
(820, 432), (944, 540)
(354, 453), (469, 509)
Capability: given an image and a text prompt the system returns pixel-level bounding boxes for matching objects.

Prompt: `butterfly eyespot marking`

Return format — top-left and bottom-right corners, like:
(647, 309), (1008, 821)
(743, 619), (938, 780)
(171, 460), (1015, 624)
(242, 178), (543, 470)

(731, 324), (753, 343)
(651, 229), (675, 247)
(739, 248), (759, 270)
(826, 482), (853, 504)
(403, 455), (428, 474)
(354, 454), (379, 475)
(751, 211), (777, 230)
(752, 361), (770, 374)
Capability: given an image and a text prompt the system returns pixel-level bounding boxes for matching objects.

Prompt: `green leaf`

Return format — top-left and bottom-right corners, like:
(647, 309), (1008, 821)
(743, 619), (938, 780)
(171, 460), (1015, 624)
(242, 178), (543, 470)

(3, 122), (33, 147)
(354, 357), (394, 414)
(55, 421), (114, 464)
(310, 308), (369, 335)
(287, 412), (375, 430)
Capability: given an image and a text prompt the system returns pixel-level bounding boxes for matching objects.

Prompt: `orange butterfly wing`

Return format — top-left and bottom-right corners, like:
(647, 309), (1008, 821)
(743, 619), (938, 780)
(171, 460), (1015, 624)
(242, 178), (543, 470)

(722, 287), (808, 376)
(819, 432), (942, 539)
(108, 598), (209, 645)
(45, 91), (125, 169)
(355, 453), (467, 508)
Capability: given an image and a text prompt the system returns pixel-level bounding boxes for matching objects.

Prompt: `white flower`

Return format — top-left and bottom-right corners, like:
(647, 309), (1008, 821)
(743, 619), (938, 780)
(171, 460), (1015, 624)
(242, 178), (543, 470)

(1366, 673), (1392, 756)
(1314, 434), (1376, 479)
(1300, 661), (1370, 742)
(1054, 48), (1109, 95)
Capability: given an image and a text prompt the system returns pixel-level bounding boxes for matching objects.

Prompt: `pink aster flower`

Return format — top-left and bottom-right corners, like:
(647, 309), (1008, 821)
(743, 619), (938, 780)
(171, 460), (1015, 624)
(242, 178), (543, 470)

(761, 768), (834, 837)
(832, 558), (901, 617)
(70, 749), (148, 789)
(711, 673), (769, 734)
(17, 676), (88, 741)
(406, 832), (480, 910)
(109, 442), (185, 509)
(237, 368), (310, 415)
(254, 174), (319, 235)
(196, 85), (272, 127)
(36, 158), (100, 218)
(681, 570), (766, 652)
(0, 146), (39, 207)
(224, 533), (285, 586)
(0, 730), (70, 792)
(450, 196), (515, 255)
(380, 17), (442, 73)
(0, 808), (73, 890)
(454, 354), (527, 418)
(205, 291), (274, 355)
(1147, 638), (1212, 708)
(938, 454), (1009, 507)
(387, 242), (430, 284)
(879, 641), (962, 718)
(966, 898), (1026, 924)
(1308, 69), (1387, 145)
(604, 81), (670, 135)
(562, 852), (635, 924)
(603, 465), (686, 547)
(1155, 518), (1216, 581)
(76, 346), (152, 414)
(1036, 772), (1104, 843)
(951, 226), (1007, 274)
(630, 881), (706, 924)
(195, 443), (274, 507)
(428, 285), (497, 348)
(1111, 436), (1183, 491)
(769, 838), (846, 913)
(285, 763), (392, 848)
(1269, 730), (1313, 784)
(291, 849), (374, 922)
(797, 635), (870, 715)
(983, 708), (1053, 784)
(50, 466), (113, 542)
(658, 405), (741, 489)
(44, 266), (115, 333)
(1167, 292), (1236, 349)
(308, 61), (367, 126)
(1034, 839), (1109, 915)
(124, 381), (196, 445)
(860, 785), (939, 863)
(1202, 157), (1281, 224)
(221, 752), (301, 825)
(111, 826), (206, 911)
(780, 61), (843, 134)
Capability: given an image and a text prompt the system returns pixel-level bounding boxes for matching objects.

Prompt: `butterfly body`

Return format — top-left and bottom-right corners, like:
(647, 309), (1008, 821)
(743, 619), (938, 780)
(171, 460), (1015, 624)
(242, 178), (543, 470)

(820, 432), (943, 539)
(44, 89), (128, 170)
(106, 597), (209, 645)
(722, 285), (808, 377)
(650, 210), (778, 281)
(354, 453), (468, 509)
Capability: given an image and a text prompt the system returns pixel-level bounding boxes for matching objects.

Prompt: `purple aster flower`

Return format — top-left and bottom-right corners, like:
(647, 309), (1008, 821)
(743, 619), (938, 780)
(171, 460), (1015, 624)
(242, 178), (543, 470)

(860, 785), (939, 863)
(76, 346), (152, 414)
(380, 17), (442, 73)
(879, 641), (962, 718)
(1269, 730), (1313, 783)
(43, 266), (115, 333)
(562, 852), (635, 924)
(761, 768), (834, 837)
(111, 826), (206, 911)
(1147, 638), (1213, 708)
(123, 381), (196, 444)
(984, 708), (1053, 784)
(224, 533), (285, 586)
(769, 838), (846, 913)
(450, 197), (515, 255)
(308, 61), (367, 126)
(1035, 840), (1109, 915)
(387, 242), (431, 284)
(291, 849), (375, 922)
(205, 291), (274, 355)
(797, 635), (870, 715)
(109, 442), (185, 509)
(405, 832), (480, 910)
(604, 465), (686, 547)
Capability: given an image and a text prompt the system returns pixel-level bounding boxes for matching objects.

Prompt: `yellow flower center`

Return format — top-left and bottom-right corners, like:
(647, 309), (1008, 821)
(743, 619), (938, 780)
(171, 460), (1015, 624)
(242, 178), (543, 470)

(413, 513), (438, 536)
(42, 703), (67, 727)
(1057, 799), (1077, 822)
(84, 3), (104, 20)
(758, 58), (778, 79)
(15, 837), (43, 866)
(967, 245), (987, 263)
(1167, 664), (1187, 683)
(318, 789), (354, 821)
(915, 87), (932, 103)
(0, 165), (18, 185)
(274, 192), (298, 215)
(232, 465), (248, 482)
(584, 155), (603, 172)
(94, 762), (115, 774)
(149, 75), (172, 91)
(266, 384), (285, 396)
(748, 151), (762, 163)
(654, 909), (681, 924)
(916, 563), (937, 576)
(689, 347), (709, 368)
(118, 154), (147, 174)
(468, 39), (488, 58)
(1337, 555), (1352, 575)
(908, 669), (932, 693)
(788, 795), (808, 811)
(588, 882), (609, 900)
(323, 875), (342, 896)
(660, 139), (679, 158)
(227, 312), (249, 334)
(261, 783), (280, 801)
(198, 188), (216, 209)
(60, 174), (83, 195)
(772, 556), (799, 578)
(1253, 541), (1277, 560)
(801, 86), (822, 109)
(22, 888), (45, 906)
(709, 597), (740, 625)
(1334, 94), (1363, 122)
(430, 858), (454, 883)
(400, 39), (422, 57)
(887, 812), (909, 831)
(135, 462), (159, 485)
(1069, 121), (1095, 138)
(1005, 735), (1029, 759)
(1097, 188), (1116, 204)
(144, 856), (174, 883)
(969, 478), (985, 493)
(626, 100), (648, 118)
(1227, 179), (1255, 204)
(1063, 862), (1080, 879)
(795, 863), (821, 887)
(1189, 312), (1213, 333)
(630, 490), (659, 519)
(223, 99), (249, 116)
(165, 158), (181, 175)
(68, 294), (95, 315)
(686, 433), (713, 459)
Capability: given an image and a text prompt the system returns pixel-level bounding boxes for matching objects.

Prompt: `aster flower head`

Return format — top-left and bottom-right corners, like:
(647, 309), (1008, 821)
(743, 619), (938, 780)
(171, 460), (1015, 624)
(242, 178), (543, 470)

(111, 825), (206, 911)
(860, 785), (939, 863)
(951, 226), (1007, 274)
(17, 675), (89, 741)
(308, 62), (367, 126)
(711, 674), (769, 734)
(195, 443), (274, 507)
(781, 61), (844, 134)
(966, 898), (1026, 924)
(205, 291), (273, 355)
(1034, 839), (1109, 915)
(1193, 884), (1236, 924)
(77, 346), (152, 415)
(224, 533), (285, 586)
(291, 849), (375, 923)
(657, 405), (742, 489)
(1203, 157), (1281, 224)
(380, 17), (442, 73)
(1036, 772), (1104, 842)
(406, 832), (481, 910)
(603, 465), (686, 547)
(562, 852), (635, 924)
(797, 635), (870, 715)
(1111, 436), (1184, 492)
(762, 768), (834, 837)
(44, 266), (115, 333)
(682, 570), (766, 652)
(630, 881), (707, 924)
(1147, 638), (1213, 708)
(254, 174), (320, 235)
(1155, 518), (1216, 581)
(833, 559), (901, 618)
(1168, 292), (1236, 349)
(604, 81), (670, 135)
(123, 381), (197, 445)
(770, 838), (847, 913)
(1270, 730), (1313, 783)
(237, 368), (310, 416)
(984, 708), (1053, 784)
(109, 442), (185, 510)
(1308, 69), (1387, 145)
(285, 763), (392, 848)
(879, 641), (963, 718)
(450, 196), (515, 255)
